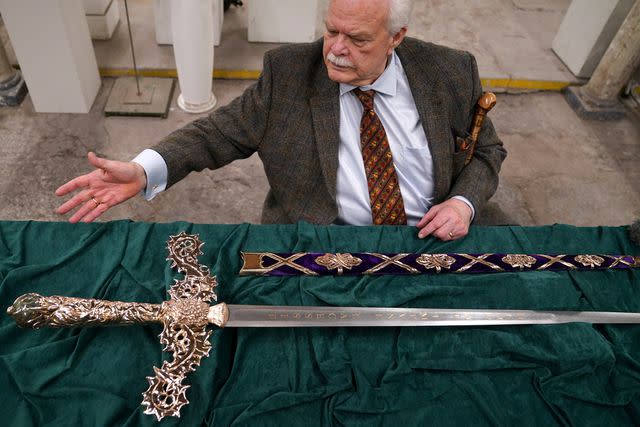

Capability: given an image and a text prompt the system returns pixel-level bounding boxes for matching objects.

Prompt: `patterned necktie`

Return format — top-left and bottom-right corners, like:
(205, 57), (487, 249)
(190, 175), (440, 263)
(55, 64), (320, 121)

(353, 88), (407, 225)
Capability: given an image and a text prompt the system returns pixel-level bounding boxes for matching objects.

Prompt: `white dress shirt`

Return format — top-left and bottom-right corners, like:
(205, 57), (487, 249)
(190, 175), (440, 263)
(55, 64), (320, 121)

(335, 51), (473, 225)
(132, 149), (166, 200)
(133, 51), (474, 222)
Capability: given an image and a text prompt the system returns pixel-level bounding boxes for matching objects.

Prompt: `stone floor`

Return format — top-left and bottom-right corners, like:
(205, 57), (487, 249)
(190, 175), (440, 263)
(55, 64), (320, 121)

(1, 77), (638, 227)
(0, 0), (638, 228)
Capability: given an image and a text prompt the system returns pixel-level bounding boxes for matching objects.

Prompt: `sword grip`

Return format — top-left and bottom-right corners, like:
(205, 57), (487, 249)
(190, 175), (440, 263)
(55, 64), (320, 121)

(7, 293), (163, 329)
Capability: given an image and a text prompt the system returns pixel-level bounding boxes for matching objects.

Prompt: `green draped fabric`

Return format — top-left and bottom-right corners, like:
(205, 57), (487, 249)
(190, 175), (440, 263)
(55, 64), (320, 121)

(0, 220), (639, 426)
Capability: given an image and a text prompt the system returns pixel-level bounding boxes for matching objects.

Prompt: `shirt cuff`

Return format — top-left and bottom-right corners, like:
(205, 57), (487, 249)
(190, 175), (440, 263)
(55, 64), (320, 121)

(131, 149), (168, 201)
(451, 195), (475, 222)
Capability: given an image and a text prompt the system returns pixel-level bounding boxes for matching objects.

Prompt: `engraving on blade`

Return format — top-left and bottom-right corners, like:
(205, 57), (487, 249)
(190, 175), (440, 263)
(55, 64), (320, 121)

(225, 306), (640, 327)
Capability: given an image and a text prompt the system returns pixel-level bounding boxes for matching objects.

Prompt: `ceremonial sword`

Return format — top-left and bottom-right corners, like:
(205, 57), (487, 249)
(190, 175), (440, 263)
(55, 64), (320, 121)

(6, 233), (640, 421)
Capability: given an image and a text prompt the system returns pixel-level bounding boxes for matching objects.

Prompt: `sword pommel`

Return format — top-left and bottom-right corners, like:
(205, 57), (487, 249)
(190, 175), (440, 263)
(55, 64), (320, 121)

(7, 293), (47, 328)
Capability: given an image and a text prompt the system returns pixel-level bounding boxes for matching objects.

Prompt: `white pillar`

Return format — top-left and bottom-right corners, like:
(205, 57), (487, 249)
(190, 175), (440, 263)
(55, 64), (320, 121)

(0, 0), (101, 113)
(154, 0), (223, 46)
(171, 0), (217, 113)
(83, 0), (121, 40)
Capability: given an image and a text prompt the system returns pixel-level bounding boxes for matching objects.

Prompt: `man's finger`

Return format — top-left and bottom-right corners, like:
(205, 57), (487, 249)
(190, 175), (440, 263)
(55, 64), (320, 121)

(91, 189), (110, 202)
(88, 152), (117, 176)
(81, 202), (110, 223)
(55, 174), (91, 196)
(68, 198), (103, 223)
(416, 205), (439, 229)
(69, 199), (98, 224)
(87, 152), (104, 169)
(57, 153), (105, 196)
(434, 227), (456, 241)
(418, 215), (450, 238)
(56, 189), (94, 214)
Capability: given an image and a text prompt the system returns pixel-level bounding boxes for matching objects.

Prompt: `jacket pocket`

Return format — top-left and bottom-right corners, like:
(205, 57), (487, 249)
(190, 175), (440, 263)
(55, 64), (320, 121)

(453, 126), (472, 152)
(452, 150), (468, 179)
(452, 129), (471, 178)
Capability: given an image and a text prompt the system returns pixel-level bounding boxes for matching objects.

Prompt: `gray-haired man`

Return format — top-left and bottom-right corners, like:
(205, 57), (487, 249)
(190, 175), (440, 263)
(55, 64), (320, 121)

(56, 0), (506, 241)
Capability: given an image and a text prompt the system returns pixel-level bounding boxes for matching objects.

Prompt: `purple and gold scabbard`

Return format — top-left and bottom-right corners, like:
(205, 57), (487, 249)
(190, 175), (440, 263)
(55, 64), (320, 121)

(239, 252), (640, 276)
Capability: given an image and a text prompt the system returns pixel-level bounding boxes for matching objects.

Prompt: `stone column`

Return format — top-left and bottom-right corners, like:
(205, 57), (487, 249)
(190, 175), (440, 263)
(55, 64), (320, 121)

(552, 0), (635, 78)
(565, 0), (640, 119)
(154, 0), (223, 46)
(0, 38), (27, 106)
(171, 0), (217, 113)
(0, 0), (101, 113)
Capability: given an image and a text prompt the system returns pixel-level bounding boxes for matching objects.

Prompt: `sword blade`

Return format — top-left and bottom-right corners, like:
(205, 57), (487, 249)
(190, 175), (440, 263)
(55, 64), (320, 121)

(225, 305), (640, 327)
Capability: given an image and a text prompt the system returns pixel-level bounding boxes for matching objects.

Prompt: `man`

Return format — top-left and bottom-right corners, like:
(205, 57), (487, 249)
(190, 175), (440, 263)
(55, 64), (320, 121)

(56, 0), (506, 241)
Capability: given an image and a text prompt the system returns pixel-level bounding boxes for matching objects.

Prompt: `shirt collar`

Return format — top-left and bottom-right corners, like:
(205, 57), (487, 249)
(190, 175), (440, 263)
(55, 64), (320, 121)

(339, 51), (399, 97)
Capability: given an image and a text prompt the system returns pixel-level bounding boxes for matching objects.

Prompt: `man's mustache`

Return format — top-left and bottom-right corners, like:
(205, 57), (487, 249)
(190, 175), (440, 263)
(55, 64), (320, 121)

(327, 52), (355, 68)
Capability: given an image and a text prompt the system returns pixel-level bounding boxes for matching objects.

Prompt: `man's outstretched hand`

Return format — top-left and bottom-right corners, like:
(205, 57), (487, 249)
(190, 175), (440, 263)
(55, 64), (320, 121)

(55, 152), (147, 223)
(416, 198), (472, 241)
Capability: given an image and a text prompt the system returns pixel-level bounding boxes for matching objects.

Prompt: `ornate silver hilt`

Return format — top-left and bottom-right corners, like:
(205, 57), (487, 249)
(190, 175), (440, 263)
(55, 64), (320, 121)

(7, 293), (229, 329)
(6, 232), (222, 421)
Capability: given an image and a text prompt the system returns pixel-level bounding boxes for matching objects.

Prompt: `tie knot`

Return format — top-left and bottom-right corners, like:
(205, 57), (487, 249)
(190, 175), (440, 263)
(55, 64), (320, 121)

(354, 89), (375, 111)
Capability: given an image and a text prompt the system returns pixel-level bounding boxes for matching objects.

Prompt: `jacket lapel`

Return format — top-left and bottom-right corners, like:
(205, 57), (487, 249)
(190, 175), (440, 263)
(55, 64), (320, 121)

(308, 40), (451, 202)
(396, 41), (451, 203)
(310, 66), (341, 197)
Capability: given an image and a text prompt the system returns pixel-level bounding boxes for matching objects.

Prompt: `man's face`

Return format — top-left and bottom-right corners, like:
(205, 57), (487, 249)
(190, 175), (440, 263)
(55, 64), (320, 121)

(323, 0), (406, 86)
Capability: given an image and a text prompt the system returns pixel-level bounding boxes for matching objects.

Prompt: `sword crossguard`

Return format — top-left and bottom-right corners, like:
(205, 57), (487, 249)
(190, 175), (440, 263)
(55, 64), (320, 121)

(142, 232), (218, 421)
(6, 232), (220, 422)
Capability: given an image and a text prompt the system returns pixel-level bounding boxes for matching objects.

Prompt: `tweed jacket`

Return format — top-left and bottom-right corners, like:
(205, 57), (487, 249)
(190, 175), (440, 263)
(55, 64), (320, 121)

(153, 37), (506, 224)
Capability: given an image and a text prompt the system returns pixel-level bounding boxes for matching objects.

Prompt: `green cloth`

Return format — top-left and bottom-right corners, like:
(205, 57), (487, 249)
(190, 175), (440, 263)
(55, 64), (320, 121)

(0, 220), (639, 426)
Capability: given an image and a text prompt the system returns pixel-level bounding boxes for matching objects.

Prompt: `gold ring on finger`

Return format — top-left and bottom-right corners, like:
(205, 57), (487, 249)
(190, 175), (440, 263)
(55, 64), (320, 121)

(91, 197), (101, 207)
(448, 231), (454, 238)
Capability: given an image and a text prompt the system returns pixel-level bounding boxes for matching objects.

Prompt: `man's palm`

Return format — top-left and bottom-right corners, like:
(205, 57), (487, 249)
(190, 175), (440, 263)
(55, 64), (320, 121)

(55, 152), (147, 223)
